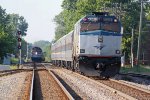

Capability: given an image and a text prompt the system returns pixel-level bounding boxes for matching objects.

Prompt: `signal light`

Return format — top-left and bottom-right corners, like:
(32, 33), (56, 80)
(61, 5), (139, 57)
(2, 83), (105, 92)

(18, 45), (21, 49)
(114, 19), (118, 23)
(18, 37), (21, 42)
(17, 31), (21, 35)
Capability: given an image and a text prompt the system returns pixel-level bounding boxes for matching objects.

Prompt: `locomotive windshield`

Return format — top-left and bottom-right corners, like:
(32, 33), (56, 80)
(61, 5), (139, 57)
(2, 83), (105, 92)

(80, 16), (120, 33)
(32, 47), (42, 54)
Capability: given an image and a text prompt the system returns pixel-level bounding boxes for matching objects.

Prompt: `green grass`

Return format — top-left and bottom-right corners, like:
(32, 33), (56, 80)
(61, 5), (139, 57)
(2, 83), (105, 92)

(10, 65), (18, 69)
(120, 65), (150, 74)
(11, 58), (19, 64)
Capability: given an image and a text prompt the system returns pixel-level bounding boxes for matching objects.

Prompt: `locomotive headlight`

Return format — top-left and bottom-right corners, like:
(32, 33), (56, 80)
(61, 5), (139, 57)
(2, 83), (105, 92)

(116, 50), (120, 54)
(114, 19), (118, 23)
(35, 52), (38, 55)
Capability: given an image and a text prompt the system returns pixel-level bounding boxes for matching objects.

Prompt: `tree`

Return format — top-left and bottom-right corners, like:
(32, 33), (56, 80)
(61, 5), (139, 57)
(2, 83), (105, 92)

(0, 6), (28, 62)
(53, 0), (150, 60)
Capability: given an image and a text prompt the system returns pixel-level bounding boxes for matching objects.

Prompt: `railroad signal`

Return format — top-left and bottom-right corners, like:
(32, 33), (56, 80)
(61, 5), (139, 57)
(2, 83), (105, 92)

(18, 37), (22, 42)
(17, 31), (22, 49)
(17, 30), (22, 65)
(18, 45), (21, 49)
(17, 31), (21, 35)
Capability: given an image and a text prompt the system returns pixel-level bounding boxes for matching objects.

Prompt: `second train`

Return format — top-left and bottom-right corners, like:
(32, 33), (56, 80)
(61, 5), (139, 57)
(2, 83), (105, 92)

(51, 12), (123, 78)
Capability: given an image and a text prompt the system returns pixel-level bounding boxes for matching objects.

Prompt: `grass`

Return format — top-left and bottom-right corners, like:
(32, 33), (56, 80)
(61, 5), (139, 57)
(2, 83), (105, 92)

(120, 65), (150, 74)
(10, 65), (18, 69)
(10, 58), (19, 64)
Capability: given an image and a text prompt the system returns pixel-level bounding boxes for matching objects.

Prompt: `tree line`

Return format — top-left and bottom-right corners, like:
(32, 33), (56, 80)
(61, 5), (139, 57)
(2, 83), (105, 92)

(0, 6), (28, 62)
(54, 0), (150, 61)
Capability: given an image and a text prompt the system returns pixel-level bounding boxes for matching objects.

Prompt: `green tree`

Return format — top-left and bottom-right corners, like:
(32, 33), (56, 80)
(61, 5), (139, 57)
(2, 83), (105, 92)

(54, 0), (150, 60)
(0, 6), (28, 62)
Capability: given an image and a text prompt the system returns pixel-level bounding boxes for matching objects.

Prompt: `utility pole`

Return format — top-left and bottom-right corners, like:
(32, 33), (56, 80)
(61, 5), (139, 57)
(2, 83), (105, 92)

(131, 28), (134, 67)
(136, 0), (143, 66)
(26, 43), (28, 61)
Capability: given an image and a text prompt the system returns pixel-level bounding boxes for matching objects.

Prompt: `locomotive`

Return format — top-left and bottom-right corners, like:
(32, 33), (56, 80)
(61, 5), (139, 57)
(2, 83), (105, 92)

(31, 47), (45, 62)
(51, 12), (123, 77)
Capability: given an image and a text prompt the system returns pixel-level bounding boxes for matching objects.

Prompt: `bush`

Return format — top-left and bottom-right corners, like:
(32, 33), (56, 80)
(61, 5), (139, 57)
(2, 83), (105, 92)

(11, 58), (19, 64)
(120, 65), (150, 74)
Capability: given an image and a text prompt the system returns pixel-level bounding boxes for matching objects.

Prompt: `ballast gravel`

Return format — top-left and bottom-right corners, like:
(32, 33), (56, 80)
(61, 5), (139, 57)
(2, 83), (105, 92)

(0, 72), (29, 100)
(50, 68), (127, 100)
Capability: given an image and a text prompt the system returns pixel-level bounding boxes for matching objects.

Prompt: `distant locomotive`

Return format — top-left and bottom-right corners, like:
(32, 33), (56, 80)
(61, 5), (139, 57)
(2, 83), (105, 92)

(51, 12), (123, 78)
(31, 47), (45, 62)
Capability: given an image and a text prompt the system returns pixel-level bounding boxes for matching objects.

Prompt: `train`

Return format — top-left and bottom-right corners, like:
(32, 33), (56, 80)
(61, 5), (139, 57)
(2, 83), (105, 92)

(31, 47), (45, 62)
(51, 12), (123, 78)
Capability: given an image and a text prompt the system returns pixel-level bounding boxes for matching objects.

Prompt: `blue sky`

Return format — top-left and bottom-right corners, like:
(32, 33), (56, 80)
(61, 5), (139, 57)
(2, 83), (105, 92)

(0, 0), (63, 43)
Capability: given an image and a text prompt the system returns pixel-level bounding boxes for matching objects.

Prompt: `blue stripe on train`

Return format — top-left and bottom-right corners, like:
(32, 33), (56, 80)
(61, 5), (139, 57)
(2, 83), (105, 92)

(80, 30), (122, 36)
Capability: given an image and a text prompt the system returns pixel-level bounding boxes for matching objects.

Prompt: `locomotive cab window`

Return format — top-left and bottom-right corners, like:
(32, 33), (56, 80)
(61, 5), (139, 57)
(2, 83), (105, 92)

(101, 22), (120, 33)
(80, 22), (100, 32)
(80, 16), (121, 33)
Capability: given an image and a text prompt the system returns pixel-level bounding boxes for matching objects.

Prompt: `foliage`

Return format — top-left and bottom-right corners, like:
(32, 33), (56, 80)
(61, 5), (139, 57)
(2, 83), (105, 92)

(54, 0), (150, 60)
(120, 65), (150, 74)
(43, 44), (51, 61)
(33, 40), (50, 49)
(10, 65), (18, 69)
(0, 6), (28, 62)
(10, 58), (19, 64)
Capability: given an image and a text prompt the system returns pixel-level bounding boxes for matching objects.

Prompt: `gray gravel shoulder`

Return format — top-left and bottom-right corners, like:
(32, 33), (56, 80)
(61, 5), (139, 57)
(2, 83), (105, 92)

(0, 72), (29, 100)
(0, 65), (10, 71)
(51, 68), (127, 100)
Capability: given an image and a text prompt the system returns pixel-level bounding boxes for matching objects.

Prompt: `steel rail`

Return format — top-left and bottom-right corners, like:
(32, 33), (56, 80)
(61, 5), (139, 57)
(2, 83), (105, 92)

(0, 69), (32, 73)
(30, 69), (34, 100)
(42, 64), (74, 100)
(110, 79), (150, 94)
(48, 69), (74, 100)
(0, 69), (32, 77)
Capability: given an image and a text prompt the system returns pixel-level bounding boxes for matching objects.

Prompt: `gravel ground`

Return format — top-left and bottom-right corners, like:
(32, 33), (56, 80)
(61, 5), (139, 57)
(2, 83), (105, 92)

(50, 68), (127, 100)
(114, 75), (150, 91)
(0, 72), (30, 100)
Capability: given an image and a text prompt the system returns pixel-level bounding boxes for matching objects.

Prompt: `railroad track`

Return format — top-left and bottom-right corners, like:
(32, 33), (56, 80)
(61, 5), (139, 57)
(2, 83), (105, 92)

(37, 64), (150, 99)
(0, 69), (32, 77)
(90, 76), (150, 100)
(118, 72), (150, 80)
(28, 64), (74, 100)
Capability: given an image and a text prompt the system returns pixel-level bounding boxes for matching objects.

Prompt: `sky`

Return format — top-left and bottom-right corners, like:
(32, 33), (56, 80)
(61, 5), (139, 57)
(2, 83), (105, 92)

(0, 0), (63, 43)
